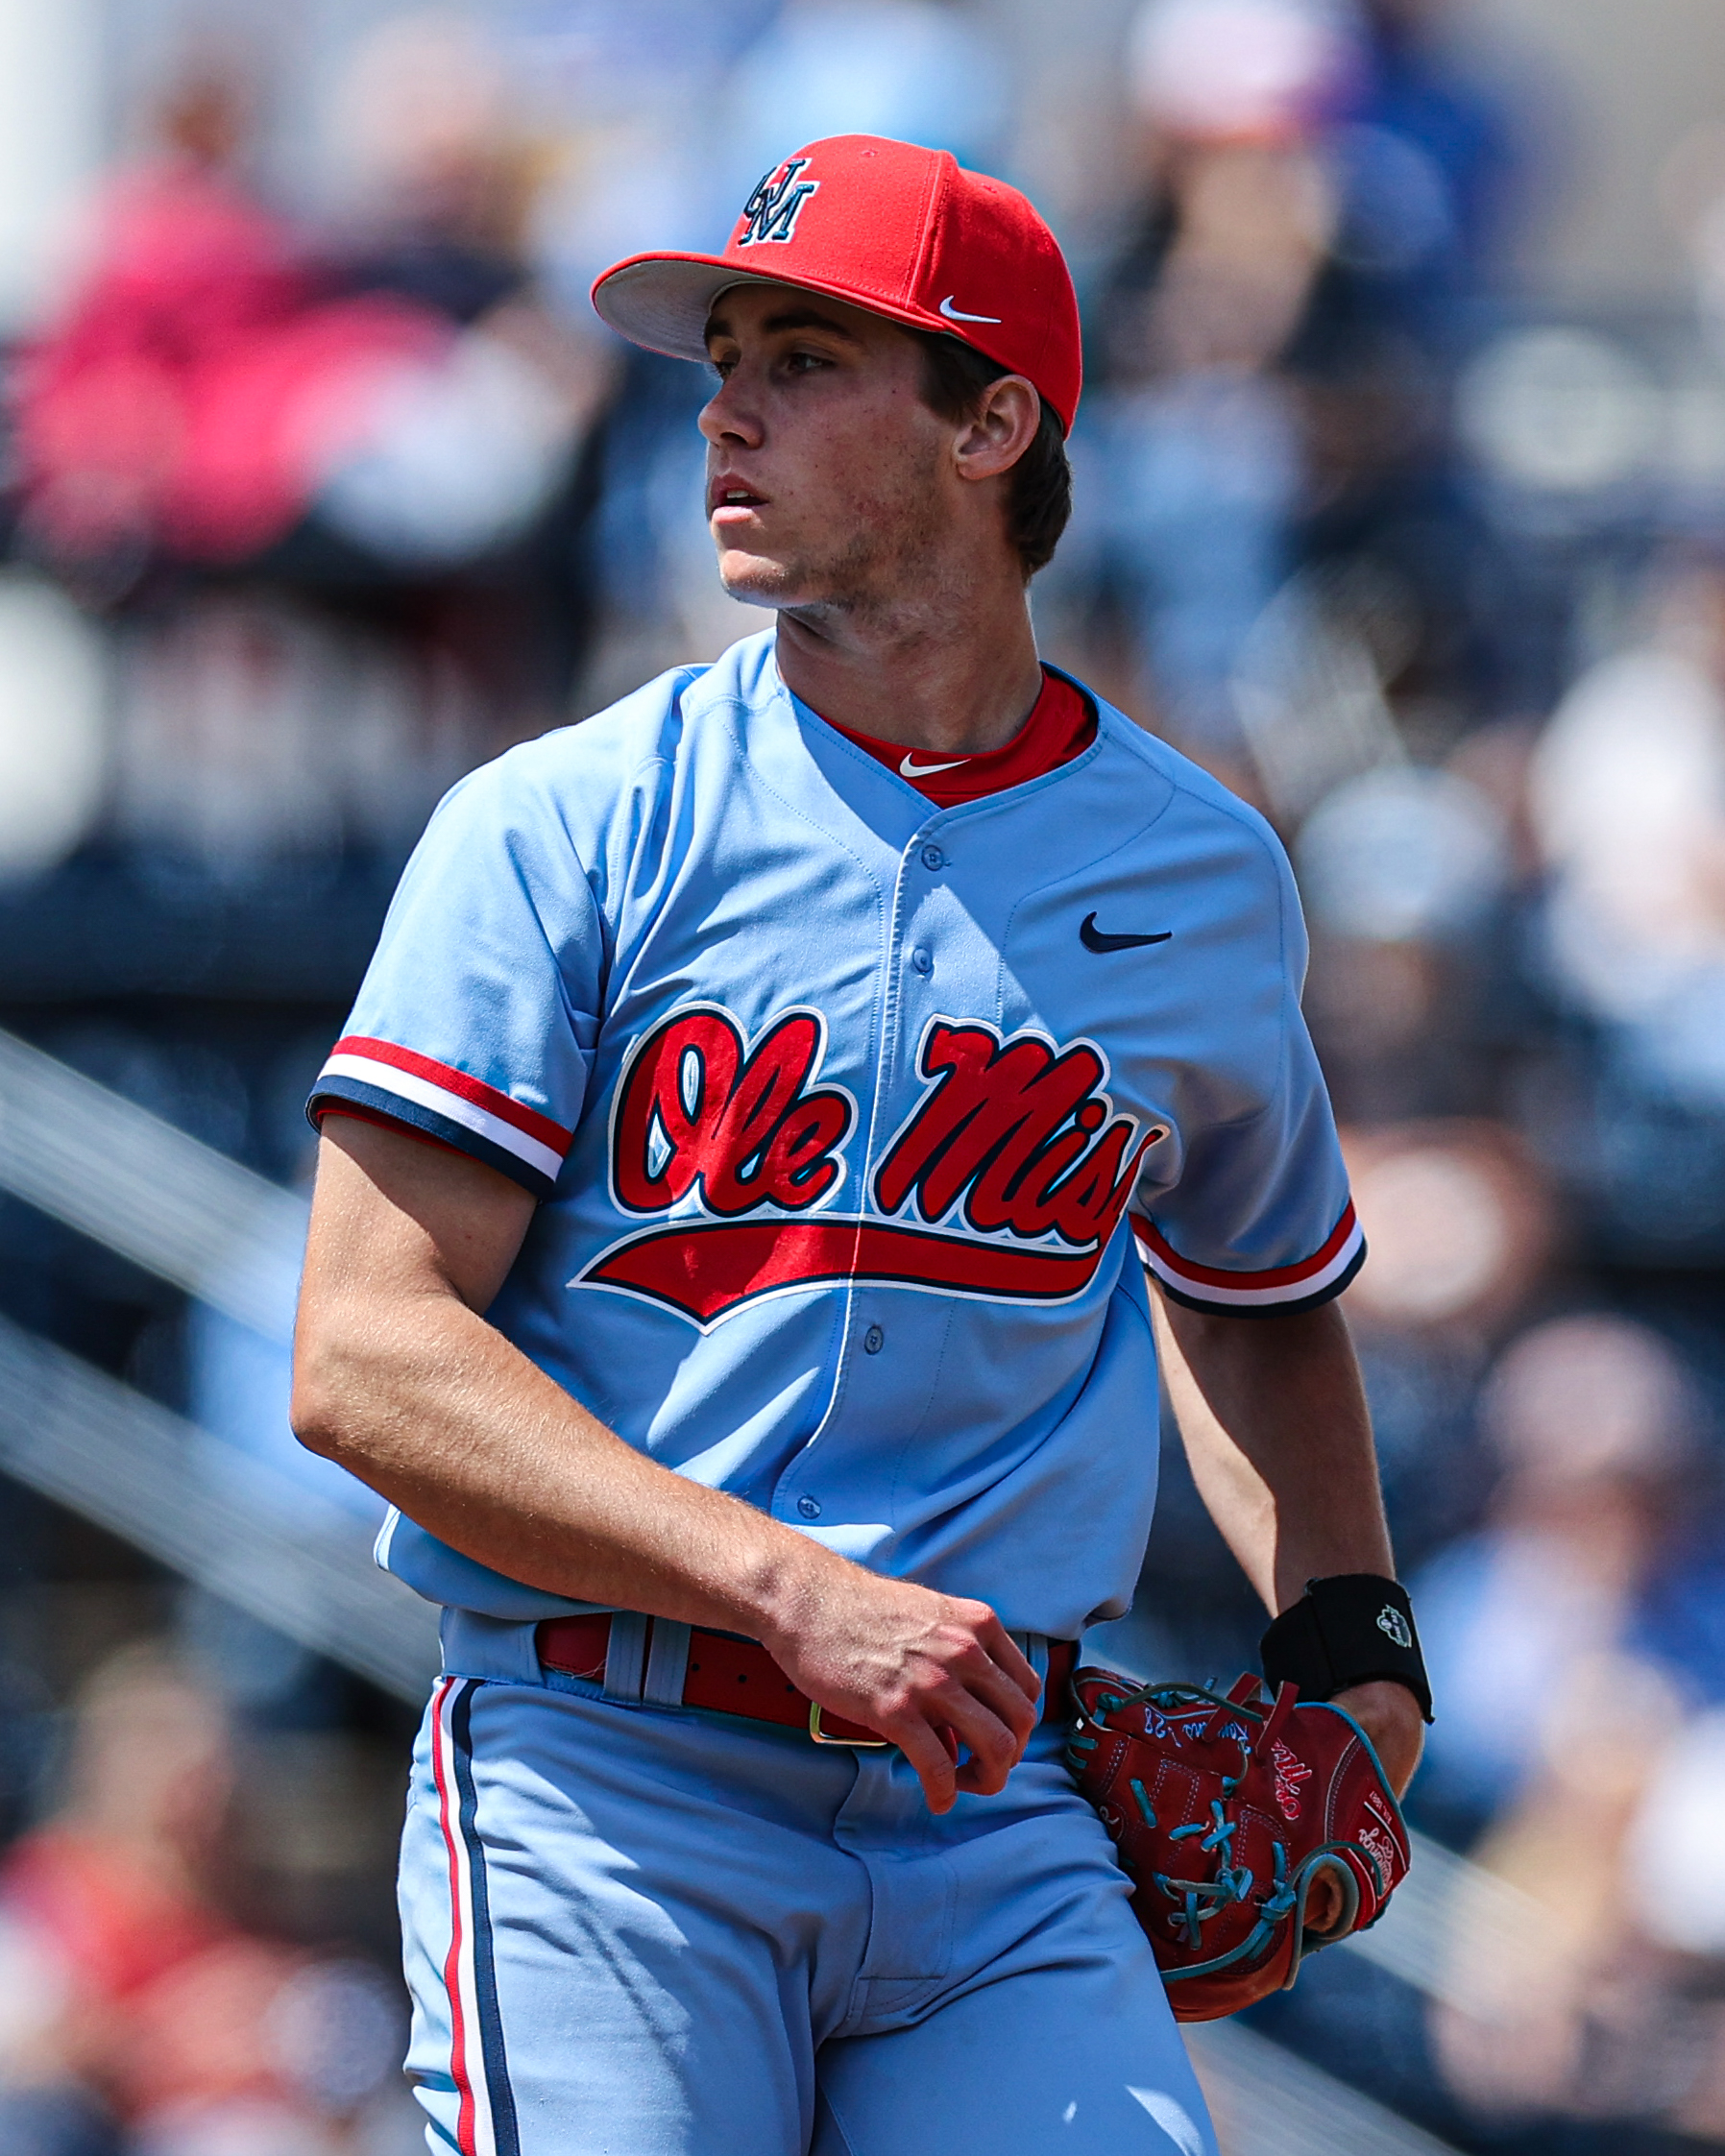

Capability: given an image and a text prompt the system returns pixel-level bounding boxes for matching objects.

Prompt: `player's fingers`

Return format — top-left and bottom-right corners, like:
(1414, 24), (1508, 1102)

(953, 1755), (1012, 1798)
(960, 1650), (1041, 1743)
(951, 1682), (1034, 1774)
(971, 1611), (1041, 1705)
(929, 1685), (1023, 1794)
(893, 1716), (960, 1814)
(1304, 1865), (1348, 1940)
(933, 1627), (1038, 1747)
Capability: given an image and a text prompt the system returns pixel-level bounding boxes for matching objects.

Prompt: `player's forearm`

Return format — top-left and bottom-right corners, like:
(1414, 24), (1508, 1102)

(292, 1281), (850, 1640)
(1149, 1288), (1393, 1614)
(294, 1274), (1041, 1806)
(293, 1123), (854, 1639)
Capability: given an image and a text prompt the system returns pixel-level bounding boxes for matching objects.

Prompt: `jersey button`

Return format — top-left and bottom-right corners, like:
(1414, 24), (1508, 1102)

(796, 1494), (822, 1520)
(910, 946), (933, 976)
(920, 843), (946, 871)
(863, 1323), (885, 1354)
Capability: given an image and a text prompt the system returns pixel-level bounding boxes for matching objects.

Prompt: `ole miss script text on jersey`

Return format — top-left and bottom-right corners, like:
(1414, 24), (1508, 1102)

(583, 1004), (1168, 1325)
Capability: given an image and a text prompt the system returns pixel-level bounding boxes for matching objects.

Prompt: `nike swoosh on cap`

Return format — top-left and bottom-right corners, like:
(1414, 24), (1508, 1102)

(938, 296), (1003, 325)
(900, 751), (971, 778)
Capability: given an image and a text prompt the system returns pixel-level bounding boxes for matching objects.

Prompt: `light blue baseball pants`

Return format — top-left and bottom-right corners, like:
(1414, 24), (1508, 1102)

(400, 1664), (1217, 2156)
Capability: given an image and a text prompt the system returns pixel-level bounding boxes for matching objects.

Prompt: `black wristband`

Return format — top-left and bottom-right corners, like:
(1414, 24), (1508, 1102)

(1260, 1574), (1433, 1724)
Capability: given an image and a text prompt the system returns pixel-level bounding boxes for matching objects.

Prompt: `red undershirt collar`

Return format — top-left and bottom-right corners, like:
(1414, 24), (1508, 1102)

(820, 667), (1096, 807)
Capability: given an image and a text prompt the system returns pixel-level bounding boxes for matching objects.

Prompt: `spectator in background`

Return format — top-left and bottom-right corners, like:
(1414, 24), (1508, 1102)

(1532, 557), (1725, 1104)
(322, 12), (536, 331)
(1068, 0), (1520, 778)
(1429, 1646), (1694, 2140)
(1410, 1313), (1725, 2141)
(0, 1645), (404, 2156)
(1431, 1613), (1725, 2141)
(13, 37), (612, 723)
(1336, 1120), (1547, 1575)
(11, 62), (449, 586)
(307, 11), (618, 577)
(1285, 0), (1522, 735)
(1336, 0), (1518, 351)
(10, 36), (625, 883)
(1412, 1315), (1705, 1836)
(1528, 554), (1725, 1263)
(719, 0), (1008, 202)
(1079, 0), (1356, 764)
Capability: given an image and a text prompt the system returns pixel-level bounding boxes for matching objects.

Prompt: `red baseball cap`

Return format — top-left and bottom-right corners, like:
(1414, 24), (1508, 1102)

(591, 133), (1081, 434)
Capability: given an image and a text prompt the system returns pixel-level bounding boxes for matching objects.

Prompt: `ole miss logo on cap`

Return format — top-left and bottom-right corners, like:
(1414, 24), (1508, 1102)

(738, 157), (820, 248)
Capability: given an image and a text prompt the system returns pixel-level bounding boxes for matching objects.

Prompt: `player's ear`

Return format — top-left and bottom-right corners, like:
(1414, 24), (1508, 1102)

(951, 375), (1040, 485)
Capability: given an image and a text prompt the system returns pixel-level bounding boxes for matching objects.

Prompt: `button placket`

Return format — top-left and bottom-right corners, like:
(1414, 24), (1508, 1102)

(810, 820), (951, 1507)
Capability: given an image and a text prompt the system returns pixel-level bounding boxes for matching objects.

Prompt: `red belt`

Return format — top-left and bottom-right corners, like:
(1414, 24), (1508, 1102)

(537, 1611), (1077, 1748)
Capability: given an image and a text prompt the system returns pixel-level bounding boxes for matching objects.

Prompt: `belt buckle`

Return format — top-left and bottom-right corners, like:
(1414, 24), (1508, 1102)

(808, 1702), (890, 1747)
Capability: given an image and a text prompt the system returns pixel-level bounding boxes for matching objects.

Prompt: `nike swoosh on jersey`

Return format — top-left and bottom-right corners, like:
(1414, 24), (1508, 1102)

(938, 295), (1003, 324)
(900, 751), (971, 778)
(1080, 912), (1173, 953)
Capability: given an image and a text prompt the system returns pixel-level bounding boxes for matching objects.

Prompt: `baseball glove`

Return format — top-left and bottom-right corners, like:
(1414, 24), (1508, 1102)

(1066, 1667), (1410, 2022)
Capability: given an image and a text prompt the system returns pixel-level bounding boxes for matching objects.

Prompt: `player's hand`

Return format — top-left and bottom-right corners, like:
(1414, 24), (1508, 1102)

(1303, 1681), (1423, 1936)
(762, 1568), (1042, 1814)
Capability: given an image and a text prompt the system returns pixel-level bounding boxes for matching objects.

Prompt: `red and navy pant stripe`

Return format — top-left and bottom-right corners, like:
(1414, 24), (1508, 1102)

(430, 1677), (521, 2156)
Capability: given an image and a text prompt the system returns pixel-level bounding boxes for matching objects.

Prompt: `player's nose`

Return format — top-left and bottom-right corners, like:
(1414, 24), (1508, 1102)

(698, 372), (765, 450)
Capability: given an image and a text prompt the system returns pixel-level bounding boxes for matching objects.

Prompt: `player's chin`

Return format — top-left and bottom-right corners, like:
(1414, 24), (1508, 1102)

(715, 547), (804, 608)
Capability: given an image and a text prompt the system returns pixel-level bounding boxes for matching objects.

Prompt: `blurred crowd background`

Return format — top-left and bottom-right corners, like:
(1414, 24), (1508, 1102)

(1, 0), (1724, 2150)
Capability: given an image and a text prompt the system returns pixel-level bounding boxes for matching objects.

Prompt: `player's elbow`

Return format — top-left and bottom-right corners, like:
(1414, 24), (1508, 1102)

(289, 1349), (344, 1463)
(289, 1302), (377, 1464)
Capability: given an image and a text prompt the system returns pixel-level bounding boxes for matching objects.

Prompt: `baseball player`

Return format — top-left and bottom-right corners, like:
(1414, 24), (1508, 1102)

(293, 134), (1426, 2156)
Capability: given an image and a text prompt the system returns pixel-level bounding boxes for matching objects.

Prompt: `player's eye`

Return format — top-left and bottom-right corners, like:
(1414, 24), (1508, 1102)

(783, 350), (831, 375)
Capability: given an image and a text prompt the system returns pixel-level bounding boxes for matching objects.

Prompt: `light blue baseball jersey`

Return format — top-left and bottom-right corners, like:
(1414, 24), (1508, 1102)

(309, 630), (1361, 1642)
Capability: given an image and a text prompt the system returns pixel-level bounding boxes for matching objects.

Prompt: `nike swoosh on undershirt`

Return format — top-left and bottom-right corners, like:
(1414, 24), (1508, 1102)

(900, 752), (971, 779)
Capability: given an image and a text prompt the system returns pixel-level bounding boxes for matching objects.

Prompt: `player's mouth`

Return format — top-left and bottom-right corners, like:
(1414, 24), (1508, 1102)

(709, 475), (768, 522)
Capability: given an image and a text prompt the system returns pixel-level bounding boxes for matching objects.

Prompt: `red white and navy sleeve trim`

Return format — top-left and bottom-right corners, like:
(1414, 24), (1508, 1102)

(1132, 1202), (1365, 1318)
(308, 1036), (572, 1199)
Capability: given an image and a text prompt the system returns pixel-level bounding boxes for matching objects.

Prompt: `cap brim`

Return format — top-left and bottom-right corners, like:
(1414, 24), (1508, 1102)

(591, 255), (765, 361)
(592, 251), (959, 366)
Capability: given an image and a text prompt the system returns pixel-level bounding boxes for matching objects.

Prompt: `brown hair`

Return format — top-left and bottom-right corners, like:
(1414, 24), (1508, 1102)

(912, 331), (1072, 581)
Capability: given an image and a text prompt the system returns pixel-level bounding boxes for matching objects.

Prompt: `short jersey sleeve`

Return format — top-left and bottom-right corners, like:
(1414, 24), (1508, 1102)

(307, 753), (602, 1199)
(1130, 835), (1363, 1319)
